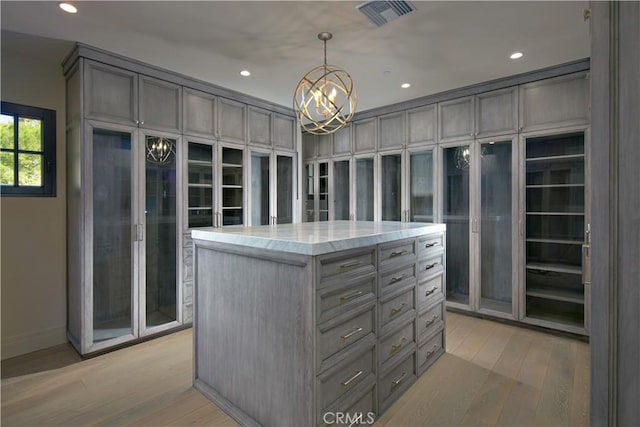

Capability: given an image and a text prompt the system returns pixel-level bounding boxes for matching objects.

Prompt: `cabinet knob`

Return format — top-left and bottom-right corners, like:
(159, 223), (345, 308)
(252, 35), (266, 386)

(140, 121), (145, 125)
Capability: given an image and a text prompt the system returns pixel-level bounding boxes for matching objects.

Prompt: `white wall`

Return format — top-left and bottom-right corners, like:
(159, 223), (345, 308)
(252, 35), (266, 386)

(1, 32), (70, 359)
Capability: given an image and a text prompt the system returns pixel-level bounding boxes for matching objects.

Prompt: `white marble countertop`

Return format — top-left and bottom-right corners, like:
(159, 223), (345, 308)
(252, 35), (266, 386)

(191, 221), (446, 255)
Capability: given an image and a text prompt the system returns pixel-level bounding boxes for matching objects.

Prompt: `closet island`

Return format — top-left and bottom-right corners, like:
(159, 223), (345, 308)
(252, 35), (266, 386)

(192, 221), (446, 426)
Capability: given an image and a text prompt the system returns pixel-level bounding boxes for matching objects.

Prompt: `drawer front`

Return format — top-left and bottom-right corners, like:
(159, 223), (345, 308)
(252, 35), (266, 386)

(319, 248), (376, 283)
(319, 386), (376, 427)
(319, 308), (375, 363)
(379, 239), (417, 270)
(418, 330), (444, 374)
(318, 274), (376, 324)
(417, 275), (444, 310)
(417, 253), (444, 280)
(318, 346), (375, 411)
(379, 351), (417, 408)
(379, 321), (415, 366)
(418, 233), (444, 258)
(417, 301), (444, 343)
(379, 263), (416, 294)
(380, 288), (416, 328)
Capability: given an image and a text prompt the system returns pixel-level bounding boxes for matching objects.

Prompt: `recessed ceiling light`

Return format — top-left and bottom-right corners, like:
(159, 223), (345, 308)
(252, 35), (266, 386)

(510, 52), (524, 60)
(240, 70), (251, 77)
(401, 83), (411, 89)
(59, 2), (77, 13)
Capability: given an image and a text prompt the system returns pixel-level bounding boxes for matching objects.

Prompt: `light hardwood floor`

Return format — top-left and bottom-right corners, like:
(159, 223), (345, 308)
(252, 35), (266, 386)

(1, 312), (589, 426)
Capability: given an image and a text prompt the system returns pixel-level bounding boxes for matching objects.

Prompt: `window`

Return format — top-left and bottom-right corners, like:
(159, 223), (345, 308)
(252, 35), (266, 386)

(1, 101), (56, 196)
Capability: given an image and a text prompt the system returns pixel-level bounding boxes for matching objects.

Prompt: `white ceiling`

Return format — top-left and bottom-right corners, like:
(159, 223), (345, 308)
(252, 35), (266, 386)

(1, 1), (590, 112)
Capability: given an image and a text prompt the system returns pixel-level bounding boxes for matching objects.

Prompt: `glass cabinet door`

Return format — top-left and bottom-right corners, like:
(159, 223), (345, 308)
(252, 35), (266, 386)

(304, 163), (315, 222)
(479, 140), (514, 314)
(409, 151), (434, 222)
(443, 145), (471, 306)
(525, 132), (585, 328)
(356, 158), (374, 221)
(381, 154), (402, 221)
(187, 142), (214, 228)
(221, 146), (244, 226)
(276, 155), (293, 224)
(250, 151), (270, 225)
(318, 162), (329, 221)
(144, 135), (177, 329)
(333, 160), (350, 220)
(92, 128), (135, 343)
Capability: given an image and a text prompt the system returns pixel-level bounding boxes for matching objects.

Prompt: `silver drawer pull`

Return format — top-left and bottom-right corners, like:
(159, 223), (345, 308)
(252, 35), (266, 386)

(425, 242), (438, 248)
(390, 249), (408, 258)
(425, 314), (439, 328)
(339, 260), (362, 271)
(341, 370), (363, 387)
(425, 345), (438, 360)
(424, 262), (438, 271)
(425, 286), (438, 297)
(341, 327), (363, 340)
(389, 274), (405, 285)
(391, 371), (407, 391)
(390, 337), (407, 354)
(390, 303), (407, 316)
(340, 290), (363, 302)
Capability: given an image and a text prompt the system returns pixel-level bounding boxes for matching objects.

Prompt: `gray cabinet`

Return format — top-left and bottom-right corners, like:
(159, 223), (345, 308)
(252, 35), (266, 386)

(218, 98), (247, 144)
(378, 112), (405, 151)
(274, 113), (295, 151)
(183, 88), (216, 138)
(317, 134), (332, 159)
(354, 118), (377, 154)
(475, 87), (518, 138)
(139, 75), (182, 133)
(248, 106), (272, 147)
(438, 96), (474, 142)
(407, 104), (437, 147)
(332, 124), (352, 156)
(302, 133), (317, 162)
(519, 72), (590, 132)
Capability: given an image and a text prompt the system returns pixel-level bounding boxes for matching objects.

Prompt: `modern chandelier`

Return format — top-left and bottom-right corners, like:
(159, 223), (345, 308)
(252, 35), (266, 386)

(293, 32), (357, 135)
(145, 136), (175, 165)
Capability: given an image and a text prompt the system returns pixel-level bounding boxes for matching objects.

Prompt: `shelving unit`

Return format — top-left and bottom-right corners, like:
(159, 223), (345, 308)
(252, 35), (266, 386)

(318, 162), (329, 221)
(187, 143), (214, 228)
(524, 132), (586, 331)
(221, 147), (244, 226)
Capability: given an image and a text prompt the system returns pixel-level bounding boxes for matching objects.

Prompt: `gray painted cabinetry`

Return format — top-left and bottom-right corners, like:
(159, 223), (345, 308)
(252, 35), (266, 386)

(192, 222), (446, 426)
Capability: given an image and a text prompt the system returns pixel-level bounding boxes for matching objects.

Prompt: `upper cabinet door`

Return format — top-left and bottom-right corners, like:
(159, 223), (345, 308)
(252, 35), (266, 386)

(316, 134), (332, 159)
(439, 96), (475, 143)
(378, 112), (405, 151)
(475, 87), (518, 138)
(218, 98), (247, 144)
(407, 104), (436, 147)
(183, 88), (216, 138)
(519, 72), (590, 132)
(273, 114), (295, 151)
(353, 118), (377, 154)
(84, 60), (138, 126)
(139, 75), (182, 133)
(248, 107), (272, 147)
(332, 124), (352, 156)
(301, 133), (316, 162)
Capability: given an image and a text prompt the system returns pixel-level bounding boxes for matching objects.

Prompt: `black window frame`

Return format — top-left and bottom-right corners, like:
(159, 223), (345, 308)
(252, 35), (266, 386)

(1, 101), (56, 197)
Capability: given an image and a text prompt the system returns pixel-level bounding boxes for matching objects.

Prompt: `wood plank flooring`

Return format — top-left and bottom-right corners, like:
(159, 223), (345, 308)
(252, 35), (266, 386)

(1, 312), (589, 426)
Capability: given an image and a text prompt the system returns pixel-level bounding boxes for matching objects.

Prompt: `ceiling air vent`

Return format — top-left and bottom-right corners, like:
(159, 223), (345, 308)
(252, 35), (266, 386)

(356, 1), (416, 27)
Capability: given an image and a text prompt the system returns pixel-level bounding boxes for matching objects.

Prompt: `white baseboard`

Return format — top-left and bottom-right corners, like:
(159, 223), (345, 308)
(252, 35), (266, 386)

(1, 325), (67, 360)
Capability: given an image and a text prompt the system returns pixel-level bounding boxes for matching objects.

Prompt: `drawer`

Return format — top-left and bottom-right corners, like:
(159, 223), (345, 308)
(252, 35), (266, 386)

(379, 263), (416, 294)
(418, 233), (444, 258)
(417, 301), (444, 343)
(318, 248), (376, 284)
(318, 344), (375, 411)
(183, 281), (193, 304)
(183, 245), (194, 282)
(379, 287), (415, 329)
(379, 238), (417, 270)
(317, 273), (376, 324)
(318, 307), (375, 364)
(379, 351), (417, 411)
(417, 253), (444, 280)
(379, 320), (415, 367)
(417, 275), (444, 310)
(319, 384), (376, 427)
(418, 330), (444, 375)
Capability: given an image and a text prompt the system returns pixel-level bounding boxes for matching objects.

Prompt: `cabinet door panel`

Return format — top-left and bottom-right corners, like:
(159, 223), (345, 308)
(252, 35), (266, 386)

(356, 158), (375, 221)
(276, 155), (294, 224)
(407, 105), (436, 146)
(409, 150), (434, 222)
(218, 98), (246, 144)
(84, 61), (137, 126)
(381, 154), (402, 221)
(475, 88), (518, 138)
(273, 114), (295, 151)
(316, 134), (332, 159)
(302, 133), (316, 162)
(139, 76), (182, 133)
(249, 107), (272, 147)
(184, 88), (216, 138)
(379, 112), (405, 150)
(333, 160), (350, 220)
(332, 125), (351, 156)
(354, 119), (377, 154)
(439, 97), (474, 142)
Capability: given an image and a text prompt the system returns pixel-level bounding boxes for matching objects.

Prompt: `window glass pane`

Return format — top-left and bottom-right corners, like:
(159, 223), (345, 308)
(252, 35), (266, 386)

(18, 118), (42, 152)
(277, 155), (293, 224)
(410, 151), (433, 222)
(0, 115), (14, 149)
(381, 154), (401, 221)
(18, 153), (42, 186)
(1, 152), (15, 185)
